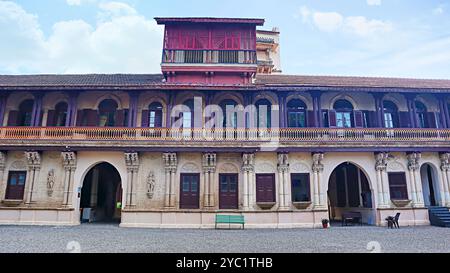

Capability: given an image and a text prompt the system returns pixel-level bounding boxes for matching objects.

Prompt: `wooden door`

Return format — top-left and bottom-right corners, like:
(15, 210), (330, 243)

(5, 171), (26, 200)
(219, 174), (238, 209)
(180, 173), (200, 209)
(256, 174), (275, 203)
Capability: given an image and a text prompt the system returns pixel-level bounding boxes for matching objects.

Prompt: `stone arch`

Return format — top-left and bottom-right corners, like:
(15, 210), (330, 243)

(415, 95), (439, 112)
(174, 92), (206, 106)
(286, 93), (313, 109)
(329, 94), (358, 110)
(7, 93), (34, 111)
(94, 94), (123, 110)
(218, 162), (240, 173)
(324, 160), (375, 193)
(180, 162), (200, 173)
(253, 91), (279, 105)
(419, 161), (442, 207)
(212, 92), (244, 106)
(255, 162), (276, 173)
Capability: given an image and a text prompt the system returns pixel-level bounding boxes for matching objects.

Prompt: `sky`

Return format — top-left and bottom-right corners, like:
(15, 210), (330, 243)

(1, 0), (450, 79)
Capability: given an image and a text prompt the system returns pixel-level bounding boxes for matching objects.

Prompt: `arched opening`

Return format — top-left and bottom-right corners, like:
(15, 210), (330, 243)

(80, 162), (122, 223)
(383, 100), (399, 128)
(48, 102), (68, 127)
(98, 99), (119, 127)
(415, 101), (429, 128)
(420, 163), (440, 207)
(333, 99), (354, 128)
(327, 162), (375, 225)
(255, 99), (272, 129)
(18, 99), (34, 126)
(182, 99), (194, 129)
(287, 99), (307, 128)
(219, 99), (238, 128)
(148, 102), (163, 128)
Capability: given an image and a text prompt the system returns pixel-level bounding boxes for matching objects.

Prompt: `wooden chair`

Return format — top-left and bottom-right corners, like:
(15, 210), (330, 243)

(385, 213), (400, 228)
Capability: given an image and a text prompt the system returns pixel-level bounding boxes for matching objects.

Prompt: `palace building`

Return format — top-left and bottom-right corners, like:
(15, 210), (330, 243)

(0, 17), (449, 228)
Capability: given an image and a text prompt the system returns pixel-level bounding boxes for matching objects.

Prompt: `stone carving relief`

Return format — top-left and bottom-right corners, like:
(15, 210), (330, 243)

(47, 169), (55, 197)
(10, 160), (27, 170)
(218, 163), (239, 173)
(290, 162), (310, 173)
(255, 162), (276, 173)
(181, 163), (199, 173)
(146, 171), (156, 199)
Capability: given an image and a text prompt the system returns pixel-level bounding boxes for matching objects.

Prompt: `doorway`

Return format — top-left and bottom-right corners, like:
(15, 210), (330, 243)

(80, 163), (122, 223)
(219, 174), (238, 209)
(420, 163), (440, 207)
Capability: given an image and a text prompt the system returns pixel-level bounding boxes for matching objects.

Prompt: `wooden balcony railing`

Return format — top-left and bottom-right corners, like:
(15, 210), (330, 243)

(1, 127), (450, 144)
(162, 49), (257, 65)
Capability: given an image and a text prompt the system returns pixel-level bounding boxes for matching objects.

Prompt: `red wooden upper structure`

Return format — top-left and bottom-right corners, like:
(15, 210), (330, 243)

(155, 17), (265, 85)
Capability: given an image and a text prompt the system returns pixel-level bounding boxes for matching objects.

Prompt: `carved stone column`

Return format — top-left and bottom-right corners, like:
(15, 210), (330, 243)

(163, 153), (177, 208)
(277, 153), (290, 210)
(124, 152), (139, 208)
(242, 153), (255, 210)
(407, 152), (423, 207)
(24, 151), (41, 204)
(439, 153), (450, 206)
(202, 153), (217, 208)
(375, 152), (390, 207)
(61, 152), (77, 207)
(0, 152), (5, 199)
(312, 153), (326, 208)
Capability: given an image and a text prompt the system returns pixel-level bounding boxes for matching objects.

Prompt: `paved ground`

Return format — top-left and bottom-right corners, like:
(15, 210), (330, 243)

(0, 224), (449, 253)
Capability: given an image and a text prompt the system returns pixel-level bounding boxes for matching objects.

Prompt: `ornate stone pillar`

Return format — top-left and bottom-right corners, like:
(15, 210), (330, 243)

(0, 152), (5, 199)
(24, 152), (41, 204)
(163, 153), (177, 208)
(202, 153), (216, 208)
(375, 152), (390, 207)
(407, 152), (423, 207)
(312, 153), (326, 208)
(242, 153), (255, 210)
(61, 152), (76, 207)
(439, 153), (450, 206)
(277, 153), (290, 210)
(124, 152), (139, 207)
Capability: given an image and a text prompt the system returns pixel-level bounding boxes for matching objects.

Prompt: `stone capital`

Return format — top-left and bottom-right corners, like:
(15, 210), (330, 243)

(407, 152), (421, 171)
(61, 152), (77, 168)
(312, 153), (324, 173)
(25, 151), (41, 168)
(440, 153), (450, 171)
(124, 152), (140, 168)
(375, 152), (390, 172)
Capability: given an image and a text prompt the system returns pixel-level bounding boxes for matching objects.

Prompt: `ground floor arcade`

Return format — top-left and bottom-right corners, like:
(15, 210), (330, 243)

(0, 150), (449, 228)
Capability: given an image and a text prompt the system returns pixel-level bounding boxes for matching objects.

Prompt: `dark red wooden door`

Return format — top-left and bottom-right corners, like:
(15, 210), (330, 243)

(256, 174), (275, 202)
(219, 174), (238, 209)
(5, 171), (26, 200)
(180, 173), (200, 209)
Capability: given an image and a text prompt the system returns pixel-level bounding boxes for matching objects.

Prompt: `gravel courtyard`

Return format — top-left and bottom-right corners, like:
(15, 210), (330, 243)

(0, 224), (449, 253)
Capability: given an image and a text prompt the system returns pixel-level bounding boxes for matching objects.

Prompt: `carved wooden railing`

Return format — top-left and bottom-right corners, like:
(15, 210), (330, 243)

(1, 127), (450, 143)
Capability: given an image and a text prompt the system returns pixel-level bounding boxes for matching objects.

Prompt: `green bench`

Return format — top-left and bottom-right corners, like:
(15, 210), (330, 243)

(215, 215), (245, 229)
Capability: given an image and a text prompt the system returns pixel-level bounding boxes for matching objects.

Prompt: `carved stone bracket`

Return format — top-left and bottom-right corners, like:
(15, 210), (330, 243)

(312, 153), (324, 173)
(375, 152), (390, 171)
(440, 153), (450, 171)
(242, 153), (255, 172)
(407, 152), (421, 171)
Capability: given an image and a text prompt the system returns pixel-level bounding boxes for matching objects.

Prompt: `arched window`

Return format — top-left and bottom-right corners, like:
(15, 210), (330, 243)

(53, 102), (68, 127)
(383, 101), (399, 128)
(98, 99), (118, 127)
(415, 101), (428, 128)
(18, 99), (34, 127)
(220, 99), (238, 128)
(287, 99), (307, 128)
(148, 102), (163, 128)
(255, 99), (272, 129)
(182, 99), (194, 129)
(333, 99), (353, 128)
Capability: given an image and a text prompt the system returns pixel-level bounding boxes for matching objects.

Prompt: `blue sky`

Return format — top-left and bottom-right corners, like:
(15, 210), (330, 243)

(1, 0), (450, 79)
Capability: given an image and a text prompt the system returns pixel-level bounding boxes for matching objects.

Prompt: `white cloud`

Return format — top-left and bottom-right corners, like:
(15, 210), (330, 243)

(297, 7), (392, 37)
(66, 0), (96, 6)
(433, 6), (444, 15)
(0, 1), (163, 74)
(312, 12), (343, 32)
(366, 0), (381, 6)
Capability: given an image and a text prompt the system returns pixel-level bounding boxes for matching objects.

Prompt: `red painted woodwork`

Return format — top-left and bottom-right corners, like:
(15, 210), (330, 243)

(307, 110), (315, 127)
(219, 174), (238, 209)
(141, 110), (149, 127)
(116, 109), (125, 127)
(354, 110), (364, 128)
(328, 110), (337, 127)
(256, 174), (275, 203)
(399, 111), (411, 128)
(427, 112), (437, 128)
(180, 173), (200, 209)
(5, 171), (26, 200)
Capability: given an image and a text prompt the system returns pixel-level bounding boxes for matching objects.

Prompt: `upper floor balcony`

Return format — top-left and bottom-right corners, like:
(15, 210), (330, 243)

(162, 49), (257, 65)
(1, 126), (450, 151)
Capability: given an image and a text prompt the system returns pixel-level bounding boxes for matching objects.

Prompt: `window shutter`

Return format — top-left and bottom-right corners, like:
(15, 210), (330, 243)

(307, 110), (315, 128)
(141, 110), (149, 127)
(427, 112), (437, 129)
(86, 109), (99, 127)
(46, 110), (55, 126)
(7, 110), (19, 126)
(328, 110), (337, 127)
(116, 109), (125, 127)
(353, 110), (364, 128)
(76, 110), (84, 126)
(398, 112), (411, 128)
(368, 111), (377, 128)
(155, 110), (163, 128)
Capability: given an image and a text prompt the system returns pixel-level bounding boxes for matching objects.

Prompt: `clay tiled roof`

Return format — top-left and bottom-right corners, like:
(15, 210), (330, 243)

(0, 74), (164, 87)
(155, 17), (265, 25)
(256, 74), (450, 89)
